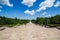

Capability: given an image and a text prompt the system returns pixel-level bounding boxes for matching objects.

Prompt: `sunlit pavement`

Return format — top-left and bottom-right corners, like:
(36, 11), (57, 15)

(0, 23), (60, 40)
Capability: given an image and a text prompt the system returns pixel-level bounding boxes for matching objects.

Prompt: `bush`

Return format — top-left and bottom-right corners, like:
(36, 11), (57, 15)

(47, 24), (57, 28)
(0, 16), (29, 27)
(32, 14), (60, 28)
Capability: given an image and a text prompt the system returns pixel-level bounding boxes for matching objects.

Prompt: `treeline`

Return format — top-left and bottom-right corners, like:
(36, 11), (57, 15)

(32, 15), (60, 27)
(0, 16), (29, 27)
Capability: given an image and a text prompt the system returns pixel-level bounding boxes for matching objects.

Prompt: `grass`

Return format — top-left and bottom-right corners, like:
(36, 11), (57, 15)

(47, 24), (60, 28)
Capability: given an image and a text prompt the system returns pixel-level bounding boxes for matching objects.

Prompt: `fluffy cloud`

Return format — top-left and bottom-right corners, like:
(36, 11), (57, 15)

(0, 6), (2, 8)
(0, 9), (2, 12)
(42, 12), (47, 16)
(0, 0), (13, 7)
(24, 10), (35, 15)
(36, 0), (55, 12)
(24, 0), (56, 15)
(41, 12), (51, 17)
(54, 1), (60, 7)
(47, 14), (51, 17)
(21, 0), (36, 7)
(0, 6), (2, 12)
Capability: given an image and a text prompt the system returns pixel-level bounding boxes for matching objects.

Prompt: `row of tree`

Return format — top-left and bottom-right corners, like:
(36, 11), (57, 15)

(32, 15), (60, 27)
(0, 16), (29, 27)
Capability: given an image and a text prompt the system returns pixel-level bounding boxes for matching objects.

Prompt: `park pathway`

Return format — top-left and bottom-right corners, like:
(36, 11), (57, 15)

(0, 22), (60, 40)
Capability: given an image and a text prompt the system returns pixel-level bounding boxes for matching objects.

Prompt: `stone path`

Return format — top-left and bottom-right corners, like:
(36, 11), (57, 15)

(0, 23), (60, 40)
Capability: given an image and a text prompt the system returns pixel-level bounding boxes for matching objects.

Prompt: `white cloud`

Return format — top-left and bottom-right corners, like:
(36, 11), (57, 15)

(41, 12), (51, 17)
(24, 10), (35, 15)
(24, 0), (56, 15)
(54, 1), (60, 7)
(44, 14), (51, 17)
(42, 12), (47, 16)
(0, 6), (2, 8)
(36, 0), (55, 12)
(48, 14), (51, 17)
(21, 0), (36, 7)
(0, 0), (13, 7)
(0, 9), (2, 12)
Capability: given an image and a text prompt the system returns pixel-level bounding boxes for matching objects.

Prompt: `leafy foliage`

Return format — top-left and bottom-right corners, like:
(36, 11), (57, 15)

(31, 15), (60, 27)
(0, 16), (29, 27)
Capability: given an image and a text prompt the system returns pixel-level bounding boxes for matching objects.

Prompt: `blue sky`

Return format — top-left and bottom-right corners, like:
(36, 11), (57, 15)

(0, 0), (60, 20)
